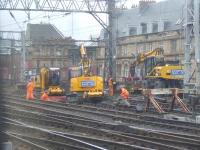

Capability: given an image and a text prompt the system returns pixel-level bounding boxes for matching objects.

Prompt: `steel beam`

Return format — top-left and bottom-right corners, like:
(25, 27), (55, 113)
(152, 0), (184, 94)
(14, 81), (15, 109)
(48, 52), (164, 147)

(194, 0), (200, 94)
(0, 0), (108, 13)
(184, 0), (194, 92)
(108, 0), (116, 80)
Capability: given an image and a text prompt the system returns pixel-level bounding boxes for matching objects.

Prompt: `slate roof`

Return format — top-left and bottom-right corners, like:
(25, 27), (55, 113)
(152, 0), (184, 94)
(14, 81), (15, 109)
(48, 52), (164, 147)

(26, 23), (64, 41)
(100, 0), (185, 38)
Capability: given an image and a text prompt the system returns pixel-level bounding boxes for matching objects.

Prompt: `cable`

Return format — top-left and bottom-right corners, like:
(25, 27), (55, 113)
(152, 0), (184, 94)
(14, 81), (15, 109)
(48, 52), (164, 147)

(9, 10), (23, 31)
(0, 12), (68, 28)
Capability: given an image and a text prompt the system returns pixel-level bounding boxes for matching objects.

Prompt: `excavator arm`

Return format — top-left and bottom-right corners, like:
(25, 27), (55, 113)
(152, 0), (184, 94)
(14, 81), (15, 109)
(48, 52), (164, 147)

(130, 48), (164, 77)
(136, 48), (164, 63)
(80, 44), (91, 76)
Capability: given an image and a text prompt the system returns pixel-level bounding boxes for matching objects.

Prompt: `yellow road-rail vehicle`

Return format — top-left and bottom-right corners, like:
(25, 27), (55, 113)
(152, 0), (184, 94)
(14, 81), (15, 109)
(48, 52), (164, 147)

(130, 48), (184, 89)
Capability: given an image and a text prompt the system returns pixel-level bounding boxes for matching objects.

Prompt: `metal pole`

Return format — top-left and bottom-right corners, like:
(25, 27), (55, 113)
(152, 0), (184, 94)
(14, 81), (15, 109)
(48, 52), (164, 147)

(194, 0), (200, 94)
(108, 0), (116, 81)
(21, 31), (26, 82)
(184, 0), (193, 93)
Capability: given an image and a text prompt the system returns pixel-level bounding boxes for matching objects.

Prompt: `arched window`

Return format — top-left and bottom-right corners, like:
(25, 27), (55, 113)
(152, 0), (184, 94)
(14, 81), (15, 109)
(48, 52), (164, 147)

(124, 64), (129, 78)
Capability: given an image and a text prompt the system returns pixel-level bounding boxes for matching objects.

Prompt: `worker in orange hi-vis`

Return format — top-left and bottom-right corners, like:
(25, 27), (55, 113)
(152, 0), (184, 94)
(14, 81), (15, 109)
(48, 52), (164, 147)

(40, 90), (49, 101)
(120, 87), (129, 100)
(108, 76), (114, 96)
(114, 87), (130, 107)
(26, 78), (34, 100)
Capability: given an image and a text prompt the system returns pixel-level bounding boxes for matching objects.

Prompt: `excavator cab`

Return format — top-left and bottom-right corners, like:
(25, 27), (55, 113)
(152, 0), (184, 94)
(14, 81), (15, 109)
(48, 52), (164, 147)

(48, 68), (64, 96)
(144, 56), (164, 76)
(39, 67), (65, 96)
(49, 69), (60, 86)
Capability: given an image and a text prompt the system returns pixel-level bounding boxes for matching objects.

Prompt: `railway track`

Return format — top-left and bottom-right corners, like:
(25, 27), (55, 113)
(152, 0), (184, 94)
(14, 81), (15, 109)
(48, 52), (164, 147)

(2, 95), (199, 134)
(0, 94), (200, 149)
(6, 87), (196, 114)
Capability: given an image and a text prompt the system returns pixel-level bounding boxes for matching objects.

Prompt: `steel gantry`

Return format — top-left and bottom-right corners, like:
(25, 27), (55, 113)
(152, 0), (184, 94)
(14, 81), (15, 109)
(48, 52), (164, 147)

(184, 0), (200, 95)
(0, 0), (108, 13)
(0, 31), (25, 82)
(0, 0), (118, 81)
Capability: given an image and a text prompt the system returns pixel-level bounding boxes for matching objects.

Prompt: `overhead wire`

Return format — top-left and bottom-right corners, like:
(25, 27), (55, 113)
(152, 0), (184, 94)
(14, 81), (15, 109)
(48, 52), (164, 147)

(9, 10), (23, 31)
(2, 11), (105, 39)
(0, 12), (69, 28)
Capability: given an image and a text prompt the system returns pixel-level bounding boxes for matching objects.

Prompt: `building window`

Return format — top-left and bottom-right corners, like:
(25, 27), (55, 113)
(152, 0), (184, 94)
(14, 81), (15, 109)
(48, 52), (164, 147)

(117, 64), (121, 77)
(98, 64), (103, 76)
(50, 48), (54, 55)
(117, 46), (122, 57)
(122, 46), (128, 56)
(159, 41), (164, 48)
(104, 31), (109, 39)
(124, 64), (129, 77)
(100, 48), (105, 57)
(141, 23), (147, 34)
(51, 60), (54, 66)
(129, 27), (137, 35)
(164, 21), (171, 31)
(36, 60), (40, 68)
(152, 23), (158, 33)
(56, 50), (61, 56)
(170, 39), (177, 52)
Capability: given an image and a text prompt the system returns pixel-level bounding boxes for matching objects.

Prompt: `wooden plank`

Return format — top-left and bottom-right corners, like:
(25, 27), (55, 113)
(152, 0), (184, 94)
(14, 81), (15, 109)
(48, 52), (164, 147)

(143, 88), (184, 95)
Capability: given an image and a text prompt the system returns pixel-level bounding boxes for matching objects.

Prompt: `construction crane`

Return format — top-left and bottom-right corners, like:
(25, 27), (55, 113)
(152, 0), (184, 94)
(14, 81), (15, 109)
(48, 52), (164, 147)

(68, 44), (104, 101)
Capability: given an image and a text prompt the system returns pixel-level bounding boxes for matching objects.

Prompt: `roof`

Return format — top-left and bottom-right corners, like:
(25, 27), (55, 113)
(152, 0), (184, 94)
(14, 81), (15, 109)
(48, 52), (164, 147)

(26, 23), (64, 41)
(101, 0), (185, 38)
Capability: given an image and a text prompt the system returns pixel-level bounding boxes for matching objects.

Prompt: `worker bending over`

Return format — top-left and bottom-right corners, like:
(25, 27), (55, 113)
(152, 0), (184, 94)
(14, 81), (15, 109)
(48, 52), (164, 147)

(115, 87), (130, 107)
(26, 79), (34, 100)
(120, 87), (129, 100)
(40, 90), (49, 101)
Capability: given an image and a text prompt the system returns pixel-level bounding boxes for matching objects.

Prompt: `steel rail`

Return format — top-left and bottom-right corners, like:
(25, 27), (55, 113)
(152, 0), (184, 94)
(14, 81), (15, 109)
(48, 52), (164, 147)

(1, 95), (200, 135)
(1, 105), (200, 145)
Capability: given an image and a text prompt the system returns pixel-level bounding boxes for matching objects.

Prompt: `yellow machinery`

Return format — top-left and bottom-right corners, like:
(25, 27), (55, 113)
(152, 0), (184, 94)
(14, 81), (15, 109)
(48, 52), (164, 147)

(37, 67), (65, 96)
(68, 44), (104, 99)
(32, 74), (40, 89)
(130, 48), (184, 89)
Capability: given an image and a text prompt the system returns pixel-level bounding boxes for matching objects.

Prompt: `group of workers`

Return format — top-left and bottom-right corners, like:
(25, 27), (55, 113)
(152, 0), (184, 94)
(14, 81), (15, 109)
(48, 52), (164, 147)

(108, 76), (129, 98)
(26, 78), (49, 101)
(26, 76), (129, 105)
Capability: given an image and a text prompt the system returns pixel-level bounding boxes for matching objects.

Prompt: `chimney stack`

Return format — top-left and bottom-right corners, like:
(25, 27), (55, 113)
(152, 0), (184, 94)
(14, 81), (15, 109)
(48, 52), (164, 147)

(139, 0), (156, 13)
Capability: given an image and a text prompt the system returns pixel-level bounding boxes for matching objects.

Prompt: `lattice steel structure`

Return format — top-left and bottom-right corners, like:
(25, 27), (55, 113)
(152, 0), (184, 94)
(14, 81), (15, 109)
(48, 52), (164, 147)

(0, 0), (119, 80)
(0, 0), (108, 13)
(184, 0), (200, 94)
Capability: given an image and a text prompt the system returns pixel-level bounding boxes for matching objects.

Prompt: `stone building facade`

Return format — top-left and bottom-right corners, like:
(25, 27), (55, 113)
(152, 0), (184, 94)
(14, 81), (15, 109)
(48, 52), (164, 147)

(25, 23), (98, 81)
(97, 30), (185, 82)
(97, 0), (187, 82)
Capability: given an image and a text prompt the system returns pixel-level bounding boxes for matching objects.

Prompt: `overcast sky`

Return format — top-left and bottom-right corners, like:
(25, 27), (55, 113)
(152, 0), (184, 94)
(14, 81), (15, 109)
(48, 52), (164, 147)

(0, 0), (165, 40)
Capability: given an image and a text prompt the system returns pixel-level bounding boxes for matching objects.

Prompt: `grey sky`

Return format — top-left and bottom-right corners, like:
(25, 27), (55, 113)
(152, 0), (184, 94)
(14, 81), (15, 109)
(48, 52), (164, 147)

(0, 0), (165, 40)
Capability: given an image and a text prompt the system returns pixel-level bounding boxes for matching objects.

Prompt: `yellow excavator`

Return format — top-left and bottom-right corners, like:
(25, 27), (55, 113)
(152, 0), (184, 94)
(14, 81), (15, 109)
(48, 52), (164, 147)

(33, 67), (65, 96)
(68, 44), (104, 101)
(130, 48), (184, 89)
